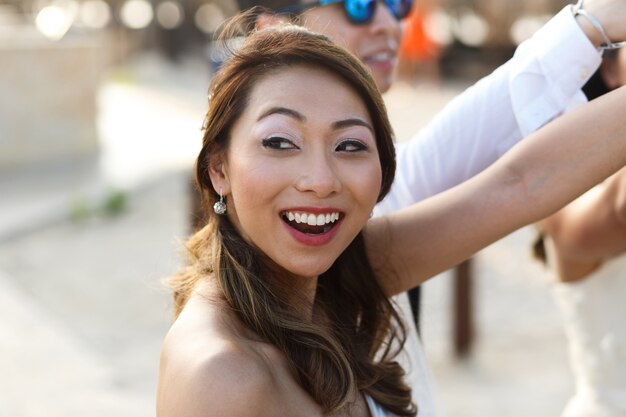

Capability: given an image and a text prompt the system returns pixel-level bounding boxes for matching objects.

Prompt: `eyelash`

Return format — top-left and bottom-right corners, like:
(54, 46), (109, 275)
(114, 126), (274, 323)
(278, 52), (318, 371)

(336, 139), (368, 152)
(262, 137), (298, 150)
(261, 137), (369, 152)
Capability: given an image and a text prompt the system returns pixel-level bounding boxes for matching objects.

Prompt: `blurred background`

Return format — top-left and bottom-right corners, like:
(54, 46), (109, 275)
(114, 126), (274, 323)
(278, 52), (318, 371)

(0, 0), (577, 416)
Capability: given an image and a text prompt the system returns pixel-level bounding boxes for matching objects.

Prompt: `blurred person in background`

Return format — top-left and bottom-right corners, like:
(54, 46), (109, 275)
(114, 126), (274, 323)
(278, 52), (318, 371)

(534, 46), (626, 417)
(187, 0), (626, 414)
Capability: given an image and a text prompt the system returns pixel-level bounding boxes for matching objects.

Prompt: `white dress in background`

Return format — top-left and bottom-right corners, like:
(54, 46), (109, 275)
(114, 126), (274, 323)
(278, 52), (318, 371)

(551, 253), (626, 417)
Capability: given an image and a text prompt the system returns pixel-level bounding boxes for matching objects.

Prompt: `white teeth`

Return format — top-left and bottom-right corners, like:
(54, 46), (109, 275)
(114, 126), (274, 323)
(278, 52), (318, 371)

(369, 52), (393, 61)
(283, 211), (340, 226)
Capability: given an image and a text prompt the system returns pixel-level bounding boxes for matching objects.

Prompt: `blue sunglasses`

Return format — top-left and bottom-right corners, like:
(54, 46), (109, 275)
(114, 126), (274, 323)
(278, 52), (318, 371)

(277, 0), (413, 25)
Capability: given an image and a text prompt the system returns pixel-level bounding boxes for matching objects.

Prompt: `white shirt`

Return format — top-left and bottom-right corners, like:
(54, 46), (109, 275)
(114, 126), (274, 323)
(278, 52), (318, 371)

(373, 6), (603, 417)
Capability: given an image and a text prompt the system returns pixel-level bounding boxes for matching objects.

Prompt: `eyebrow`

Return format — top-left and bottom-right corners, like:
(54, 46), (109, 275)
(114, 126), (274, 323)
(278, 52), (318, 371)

(258, 107), (374, 133)
(258, 107), (305, 122)
(332, 118), (374, 133)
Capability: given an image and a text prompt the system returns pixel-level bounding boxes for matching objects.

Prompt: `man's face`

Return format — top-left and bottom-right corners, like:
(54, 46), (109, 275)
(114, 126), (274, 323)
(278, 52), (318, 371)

(298, 2), (403, 93)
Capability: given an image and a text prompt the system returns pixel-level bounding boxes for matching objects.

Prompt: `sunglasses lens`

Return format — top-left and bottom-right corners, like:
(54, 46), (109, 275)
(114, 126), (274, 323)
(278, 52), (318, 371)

(344, 0), (376, 23)
(384, 0), (412, 19)
(344, 0), (412, 23)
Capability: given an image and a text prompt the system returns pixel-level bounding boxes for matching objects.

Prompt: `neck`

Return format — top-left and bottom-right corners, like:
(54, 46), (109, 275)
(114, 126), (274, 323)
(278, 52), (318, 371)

(270, 265), (319, 321)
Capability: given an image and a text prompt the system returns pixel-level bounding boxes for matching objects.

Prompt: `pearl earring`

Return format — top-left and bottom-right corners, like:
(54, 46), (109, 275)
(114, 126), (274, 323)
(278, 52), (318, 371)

(213, 188), (227, 215)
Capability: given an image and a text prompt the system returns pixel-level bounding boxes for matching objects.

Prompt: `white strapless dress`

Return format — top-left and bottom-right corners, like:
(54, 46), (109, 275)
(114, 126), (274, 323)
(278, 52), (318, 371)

(551, 254), (626, 417)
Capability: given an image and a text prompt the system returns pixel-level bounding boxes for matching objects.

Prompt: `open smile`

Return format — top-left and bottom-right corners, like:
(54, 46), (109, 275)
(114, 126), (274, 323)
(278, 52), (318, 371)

(280, 210), (343, 235)
(362, 48), (397, 67)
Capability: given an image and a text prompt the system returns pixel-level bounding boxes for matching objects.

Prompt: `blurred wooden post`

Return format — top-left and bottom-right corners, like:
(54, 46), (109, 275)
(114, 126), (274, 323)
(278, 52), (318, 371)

(453, 258), (474, 357)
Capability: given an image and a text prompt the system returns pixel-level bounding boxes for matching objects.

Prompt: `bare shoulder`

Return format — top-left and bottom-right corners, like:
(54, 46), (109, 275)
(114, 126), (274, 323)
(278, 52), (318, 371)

(542, 170), (626, 260)
(157, 302), (282, 417)
(160, 343), (277, 416)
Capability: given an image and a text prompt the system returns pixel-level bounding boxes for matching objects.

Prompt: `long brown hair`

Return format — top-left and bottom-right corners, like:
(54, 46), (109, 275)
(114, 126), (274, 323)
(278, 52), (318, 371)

(169, 14), (415, 416)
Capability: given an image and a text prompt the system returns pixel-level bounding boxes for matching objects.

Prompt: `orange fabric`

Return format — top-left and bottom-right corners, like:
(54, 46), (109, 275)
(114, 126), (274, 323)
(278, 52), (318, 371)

(400, 11), (439, 61)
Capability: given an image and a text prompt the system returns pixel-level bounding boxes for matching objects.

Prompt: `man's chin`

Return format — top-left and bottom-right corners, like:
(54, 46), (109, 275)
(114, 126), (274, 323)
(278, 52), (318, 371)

(376, 75), (394, 94)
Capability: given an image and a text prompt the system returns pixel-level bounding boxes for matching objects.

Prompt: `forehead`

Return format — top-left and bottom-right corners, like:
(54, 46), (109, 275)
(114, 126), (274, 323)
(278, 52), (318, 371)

(299, 6), (358, 40)
(244, 64), (371, 119)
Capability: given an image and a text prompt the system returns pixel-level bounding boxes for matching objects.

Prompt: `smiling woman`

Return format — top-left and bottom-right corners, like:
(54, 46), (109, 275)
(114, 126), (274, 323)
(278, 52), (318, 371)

(157, 11), (626, 417)
(158, 16), (410, 417)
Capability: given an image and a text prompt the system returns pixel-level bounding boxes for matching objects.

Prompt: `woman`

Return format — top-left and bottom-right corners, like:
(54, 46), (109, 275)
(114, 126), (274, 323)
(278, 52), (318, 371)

(161, 22), (409, 416)
(534, 47), (626, 417)
(158, 20), (626, 416)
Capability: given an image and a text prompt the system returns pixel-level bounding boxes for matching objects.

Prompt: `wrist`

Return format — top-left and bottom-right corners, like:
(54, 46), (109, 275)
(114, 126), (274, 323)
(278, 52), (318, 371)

(574, 12), (603, 48)
(571, 0), (625, 51)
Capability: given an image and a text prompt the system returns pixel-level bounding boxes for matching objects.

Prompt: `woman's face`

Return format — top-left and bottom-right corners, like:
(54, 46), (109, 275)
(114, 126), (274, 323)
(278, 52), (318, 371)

(210, 65), (382, 281)
(298, 4), (402, 93)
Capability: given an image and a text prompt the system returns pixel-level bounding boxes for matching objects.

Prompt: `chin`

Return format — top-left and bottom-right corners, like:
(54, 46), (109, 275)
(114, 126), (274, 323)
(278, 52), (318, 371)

(375, 74), (393, 94)
(284, 259), (335, 280)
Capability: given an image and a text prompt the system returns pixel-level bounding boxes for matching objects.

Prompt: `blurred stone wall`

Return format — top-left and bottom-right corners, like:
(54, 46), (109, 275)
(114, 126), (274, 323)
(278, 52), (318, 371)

(0, 30), (102, 170)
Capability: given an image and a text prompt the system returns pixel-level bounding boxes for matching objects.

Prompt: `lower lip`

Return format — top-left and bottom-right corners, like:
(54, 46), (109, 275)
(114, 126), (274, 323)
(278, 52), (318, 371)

(366, 57), (395, 72)
(282, 218), (343, 247)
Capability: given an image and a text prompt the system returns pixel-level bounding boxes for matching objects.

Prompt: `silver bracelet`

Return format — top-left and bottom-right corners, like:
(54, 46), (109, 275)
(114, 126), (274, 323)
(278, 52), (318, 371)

(572, 0), (625, 50)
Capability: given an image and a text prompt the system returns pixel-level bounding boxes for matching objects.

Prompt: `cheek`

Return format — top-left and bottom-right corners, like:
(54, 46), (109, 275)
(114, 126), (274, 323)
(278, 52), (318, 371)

(225, 163), (280, 245)
(225, 154), (298, 239)
(228, 159), (280, 207)
(348, 162), (383, 208)
(334, 29), (365, 56)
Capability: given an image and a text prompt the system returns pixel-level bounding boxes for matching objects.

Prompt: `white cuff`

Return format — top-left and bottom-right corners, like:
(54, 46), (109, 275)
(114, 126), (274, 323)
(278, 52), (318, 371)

(510, 5), (602, 136)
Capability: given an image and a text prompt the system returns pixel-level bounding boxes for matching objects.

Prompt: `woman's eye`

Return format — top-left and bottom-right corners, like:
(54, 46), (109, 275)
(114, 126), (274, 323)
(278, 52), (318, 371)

(262, 137), (298, 150)
(336, 139), (368, 152)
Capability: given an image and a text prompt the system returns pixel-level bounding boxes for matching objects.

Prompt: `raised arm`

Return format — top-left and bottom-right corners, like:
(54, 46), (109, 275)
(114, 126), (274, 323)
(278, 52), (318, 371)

(375, 0), (626, 214)
(367, 85), (626, 296)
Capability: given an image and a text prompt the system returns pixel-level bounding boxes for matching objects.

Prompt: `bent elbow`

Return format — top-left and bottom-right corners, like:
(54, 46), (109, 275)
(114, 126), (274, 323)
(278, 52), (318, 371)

(613, 172), (626, 226)
(613, 196), (626, 227)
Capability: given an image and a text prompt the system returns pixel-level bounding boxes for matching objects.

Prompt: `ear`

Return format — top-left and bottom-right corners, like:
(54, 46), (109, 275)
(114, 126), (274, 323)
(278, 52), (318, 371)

(600, 58), (621, 90)
(207, 152), (231, 197)
(256, 12), (290, 30)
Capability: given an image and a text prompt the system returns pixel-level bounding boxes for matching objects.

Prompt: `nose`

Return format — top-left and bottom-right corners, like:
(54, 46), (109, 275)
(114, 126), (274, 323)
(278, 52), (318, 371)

(295, 153), (342, 198)
(370, 0), (401, 36)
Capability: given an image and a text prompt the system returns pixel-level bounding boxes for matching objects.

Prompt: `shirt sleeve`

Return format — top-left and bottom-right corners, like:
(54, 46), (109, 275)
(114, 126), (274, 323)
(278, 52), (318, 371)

(510, 5), (602, 136)
(374, 5), (602, 216)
